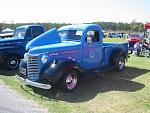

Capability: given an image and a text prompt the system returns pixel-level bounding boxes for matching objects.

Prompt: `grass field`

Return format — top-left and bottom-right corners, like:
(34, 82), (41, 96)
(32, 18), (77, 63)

(0, 38), (150, 113)
(104, 37), (128, 42)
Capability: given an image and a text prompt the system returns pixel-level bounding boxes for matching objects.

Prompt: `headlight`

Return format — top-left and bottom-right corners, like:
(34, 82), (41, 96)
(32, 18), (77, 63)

(41, 55), (48, 64)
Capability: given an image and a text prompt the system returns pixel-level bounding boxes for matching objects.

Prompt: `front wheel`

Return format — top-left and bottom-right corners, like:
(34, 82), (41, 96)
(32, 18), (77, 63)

(59, 70), (78, 92)
(5, 55), (20, 69)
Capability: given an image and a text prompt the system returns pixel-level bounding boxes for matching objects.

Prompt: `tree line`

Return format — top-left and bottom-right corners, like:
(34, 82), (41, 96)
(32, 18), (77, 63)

(0, 21), (144, 33)
(94, 21), (144, 32)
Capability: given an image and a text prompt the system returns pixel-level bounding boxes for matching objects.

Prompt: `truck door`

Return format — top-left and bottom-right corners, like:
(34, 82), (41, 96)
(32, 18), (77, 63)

(82, 30), (103, 70)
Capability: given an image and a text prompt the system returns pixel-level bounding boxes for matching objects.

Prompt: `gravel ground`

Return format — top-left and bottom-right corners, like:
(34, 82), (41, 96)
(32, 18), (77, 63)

(0, 82), (46, 113)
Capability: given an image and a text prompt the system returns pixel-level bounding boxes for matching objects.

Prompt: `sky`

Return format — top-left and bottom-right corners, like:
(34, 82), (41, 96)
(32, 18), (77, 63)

(0, 0), (150, 24)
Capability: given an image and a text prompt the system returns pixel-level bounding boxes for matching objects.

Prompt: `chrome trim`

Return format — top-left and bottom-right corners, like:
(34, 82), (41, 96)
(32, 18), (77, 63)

(27, 55), (39, 79)
(26, 52), (49, 56)
(20, 68), (26, 75)
(16, 75), (51, 89)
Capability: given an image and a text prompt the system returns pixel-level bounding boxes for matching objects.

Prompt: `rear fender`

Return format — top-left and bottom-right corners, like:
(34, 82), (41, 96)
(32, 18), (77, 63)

(110, 48), (127, 65)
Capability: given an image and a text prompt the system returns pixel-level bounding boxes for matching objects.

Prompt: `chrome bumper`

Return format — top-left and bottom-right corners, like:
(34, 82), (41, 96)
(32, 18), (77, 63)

(16, 75), (51, 89)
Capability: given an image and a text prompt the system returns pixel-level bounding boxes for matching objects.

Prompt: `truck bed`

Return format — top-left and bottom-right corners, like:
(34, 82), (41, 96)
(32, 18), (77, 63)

(102, 42), (128, 66)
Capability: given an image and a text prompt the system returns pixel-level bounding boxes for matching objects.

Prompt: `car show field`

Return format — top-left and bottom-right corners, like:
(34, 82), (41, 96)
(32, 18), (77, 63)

(0, 38), (150, 113)
(1, 0), (150, 112)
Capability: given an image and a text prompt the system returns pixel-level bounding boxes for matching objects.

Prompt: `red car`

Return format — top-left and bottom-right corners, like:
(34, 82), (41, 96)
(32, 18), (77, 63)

(127, 34), (142, 43)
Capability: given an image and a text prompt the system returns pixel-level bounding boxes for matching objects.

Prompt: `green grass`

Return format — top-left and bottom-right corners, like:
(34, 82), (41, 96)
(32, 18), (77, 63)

(103, 37), (127, 42)
(0, 38), (150, 113)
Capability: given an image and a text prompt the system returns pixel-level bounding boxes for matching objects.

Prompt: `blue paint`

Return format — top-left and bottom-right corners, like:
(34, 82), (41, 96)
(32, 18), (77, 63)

(0, 25), (45, 66)
(26, 28), (61, 51)
(20, 24), (128, 82)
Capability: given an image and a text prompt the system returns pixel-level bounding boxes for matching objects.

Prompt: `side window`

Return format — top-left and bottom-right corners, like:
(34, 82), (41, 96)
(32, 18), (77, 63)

(86, 30), (99, 42)
(31, 27), (43, 38)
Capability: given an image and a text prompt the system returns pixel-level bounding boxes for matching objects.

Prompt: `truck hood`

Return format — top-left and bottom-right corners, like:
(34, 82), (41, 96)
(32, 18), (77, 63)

(29, 41), (81, 55)
(26, 28), (61, 51)
(0, 38), (23, 46)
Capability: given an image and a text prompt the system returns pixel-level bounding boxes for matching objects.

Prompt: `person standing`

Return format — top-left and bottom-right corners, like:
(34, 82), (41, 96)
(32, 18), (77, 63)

(134, 42), (141, 56)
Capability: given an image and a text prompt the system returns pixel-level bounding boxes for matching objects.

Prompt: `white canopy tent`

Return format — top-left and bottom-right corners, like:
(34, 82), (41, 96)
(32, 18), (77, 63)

(1, 28), (14, 33)
(0, 28), (14, 38)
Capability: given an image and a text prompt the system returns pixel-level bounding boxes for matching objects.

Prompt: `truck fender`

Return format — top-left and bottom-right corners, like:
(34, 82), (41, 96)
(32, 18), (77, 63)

(40, 60), (84, 84)
(110, 48), (127, 66)
(3, 45), (25, 59)
(19, 59), (27, 69)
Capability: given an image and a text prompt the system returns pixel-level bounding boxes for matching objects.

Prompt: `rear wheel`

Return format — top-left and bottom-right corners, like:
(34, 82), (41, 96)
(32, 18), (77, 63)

(117, 55), (125, 71)
(111, 51), (126, 71)
(59, 70), (78, 92)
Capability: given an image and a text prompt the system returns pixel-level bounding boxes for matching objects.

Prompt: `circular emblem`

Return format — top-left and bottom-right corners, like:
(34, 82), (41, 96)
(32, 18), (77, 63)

(90, 51), (95, 59)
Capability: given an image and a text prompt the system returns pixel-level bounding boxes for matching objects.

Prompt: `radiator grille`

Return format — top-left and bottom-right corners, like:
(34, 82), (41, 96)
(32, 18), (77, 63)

(27, 55), (39, 80)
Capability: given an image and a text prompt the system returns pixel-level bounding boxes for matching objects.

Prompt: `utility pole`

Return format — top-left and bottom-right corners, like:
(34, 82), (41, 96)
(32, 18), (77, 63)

(11, 21), (14, 29)
(2, 21), (5, 29)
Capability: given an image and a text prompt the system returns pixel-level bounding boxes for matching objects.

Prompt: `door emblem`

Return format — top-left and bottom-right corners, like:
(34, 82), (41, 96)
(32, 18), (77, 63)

(90, 51), (95, 59)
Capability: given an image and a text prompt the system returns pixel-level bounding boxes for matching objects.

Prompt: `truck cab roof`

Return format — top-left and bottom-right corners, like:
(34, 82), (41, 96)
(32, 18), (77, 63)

(16, 24), (44, 30)
(58, 24), (101, 31)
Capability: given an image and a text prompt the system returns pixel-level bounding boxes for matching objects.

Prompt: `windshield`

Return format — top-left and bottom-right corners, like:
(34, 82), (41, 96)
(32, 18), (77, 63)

(13, 28), (26, 39)
(58, 30), (83, 41)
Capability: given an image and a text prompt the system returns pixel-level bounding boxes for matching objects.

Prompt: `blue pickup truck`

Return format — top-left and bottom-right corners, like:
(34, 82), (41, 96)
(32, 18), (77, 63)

(0, 25), (45, 69)
(17, 24), (128, 92)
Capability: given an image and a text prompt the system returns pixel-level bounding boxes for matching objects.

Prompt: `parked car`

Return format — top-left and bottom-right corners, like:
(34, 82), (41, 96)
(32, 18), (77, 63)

(17, 24), (128, 92)
(127, 34), (142, 48)
(127, 34), (142, 43)
(118, 33), (125, 38)
(108, 32), (119, 38)
(123, 33), (130, 39)
(0, 25), (45, 69)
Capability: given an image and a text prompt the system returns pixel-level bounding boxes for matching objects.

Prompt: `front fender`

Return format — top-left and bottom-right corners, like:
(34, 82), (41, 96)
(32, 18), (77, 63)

(40, 60), (83, 84)
(19, 59), (27, 78)
(0, 45), (25, 58)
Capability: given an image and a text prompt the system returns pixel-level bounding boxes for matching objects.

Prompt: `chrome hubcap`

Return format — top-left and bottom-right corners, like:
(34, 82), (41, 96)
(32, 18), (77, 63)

(9, 59), (18, 68)
(10, 60), (17, 65)
(66, 73), (77, 90)
(119, 57), (124, 70)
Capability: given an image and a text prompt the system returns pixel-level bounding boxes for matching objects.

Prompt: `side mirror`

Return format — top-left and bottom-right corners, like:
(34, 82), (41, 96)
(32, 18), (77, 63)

(87, 37), (92, 44)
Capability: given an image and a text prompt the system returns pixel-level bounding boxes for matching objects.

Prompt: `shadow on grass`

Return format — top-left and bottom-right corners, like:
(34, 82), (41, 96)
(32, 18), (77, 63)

(28, 66), (149, 103)
(0, 66), (149, 103)
(0, 66), (18, 76)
